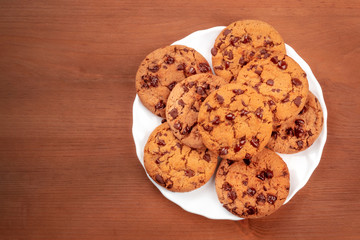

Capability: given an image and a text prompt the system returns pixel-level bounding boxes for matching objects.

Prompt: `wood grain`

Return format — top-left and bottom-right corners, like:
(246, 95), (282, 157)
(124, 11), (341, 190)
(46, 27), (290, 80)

(0, 0), (360, 239)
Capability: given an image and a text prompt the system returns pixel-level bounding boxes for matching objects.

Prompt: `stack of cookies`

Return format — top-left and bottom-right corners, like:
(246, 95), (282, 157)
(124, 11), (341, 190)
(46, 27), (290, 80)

(135, 20), (324, 218)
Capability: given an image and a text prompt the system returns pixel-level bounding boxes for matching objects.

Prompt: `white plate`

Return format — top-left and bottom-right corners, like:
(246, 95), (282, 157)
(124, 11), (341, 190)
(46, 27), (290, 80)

(132, 26), (328, 220)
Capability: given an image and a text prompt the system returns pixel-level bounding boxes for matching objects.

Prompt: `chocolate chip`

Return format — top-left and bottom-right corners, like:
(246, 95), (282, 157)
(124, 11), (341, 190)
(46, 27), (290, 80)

(291, 78), (302, 86)
(241, 100), (248, 107)
(155, 174), (165, 185)
(240, 109), (249, 116)
(266, 79), (274, 86)
(214, 65), (224, 70)
(295, 119), (305, 126)
(178, 99), (185, 107)
(190, 106), (198, 112)
(161, 119), (167, 123)
(182, 85), (189, 92)
(256, 193), (266, 204)
(277, 60), (288, 70)
(281, 94), (290, 103)
(224, 61), (230, 69)
(202, 125), (213, 132)
(186, 82), (195, 88)
(225, 113), (235, 121)
(223, 29), (231, 36)
(141, 82), (149, 89)
(243, 159), (251, 165)
(227, 50), (234, 60)
(217, 41), (224, 48)
(297, 140), (304, 149)
(228, 190), (237, 201)
(181, 126), (190, 135)
(196, 86), (205, 95)
(199, 63), (211, 73)
(157, 139), (166, 146)
(270, 56), (279, 64)
(239, 57), (247, 66)
(265, 169), (273, 179)
(202, 83), (210, 89)
(271, 131), (278, 140)
(241, 35), (251, 43)
(165, 81), (176, 91)
(255, 108), (263, 119)
(268, 100), (275, 106)
(169, 108), (178, 119)
(177, 63), (185, 71)
(286, 127), (294, 136)
(155, 158), (161, 164)
(203, 153), (211, 162)
(150, 76), (159, 87)
(211, 47), (218, 56)
(299, 106), (307, 115)
(148, 65), (159, 73)
(206, 103), (214, 112)
(164, 55), (175, 64)
(246, 206), (256, 215)
(264, 40), (274, 47)
(295, 126), (305, 138)
(230, 37), (240, 46)
(155, 100), (166, 110)
(222, 182), (232, 191)
(227, 160), (234, 165)
(247, 188), (256, 197)
(173, 121), (182, 130)
(308, 130), (313, 136)
(211, 116), (220, 125)
(216, 94), (224, 104)
(188, 67), (196, 75)
(233, 89), (244, 95)
(234, 137), (246, 153)
(255, 68), (263, 76)
(166, 180), (173, 189)
(267, 194), (277, 204)
(219, 147), (229, 155)
(242, 180), (248, 186)
(250, 136), (259, 148)
(185, 169), (195, 177)
(294, 96), (302, 107)
(256, 171), (266, 181)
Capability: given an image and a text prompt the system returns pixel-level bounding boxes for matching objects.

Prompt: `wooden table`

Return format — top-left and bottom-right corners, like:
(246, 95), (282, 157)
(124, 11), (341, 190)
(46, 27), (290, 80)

(1, 1), (359, 239)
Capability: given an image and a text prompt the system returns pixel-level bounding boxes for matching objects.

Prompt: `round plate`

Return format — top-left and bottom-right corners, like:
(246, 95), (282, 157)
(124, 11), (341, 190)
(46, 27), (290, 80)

(132, 26), (328, 220)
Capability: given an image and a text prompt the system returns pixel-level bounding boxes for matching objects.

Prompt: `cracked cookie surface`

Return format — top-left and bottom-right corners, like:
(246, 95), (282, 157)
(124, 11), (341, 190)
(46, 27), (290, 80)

(198, 84), (273, 161)
(215, 148), (290, 218)
(144, 123), (218, 192)
(236, 54), (309, 125)
(267, 92), (323, 153)
(136, 45), (211, 118)
(212, 20), (286, 82)
(166, 73), (228, 149)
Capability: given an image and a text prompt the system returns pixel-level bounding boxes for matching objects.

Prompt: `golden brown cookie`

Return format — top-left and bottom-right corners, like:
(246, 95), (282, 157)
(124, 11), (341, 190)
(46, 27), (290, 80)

(215, 149), (290, 218)
(197, 84), (273, 161)
(211, 20), (286, 82)
(144, 123), (218, 192)
(166, 74), (228, 149)
(236, 54), (309, 125)
(267, 92), (324, 153)
(136, 45), (211, 118)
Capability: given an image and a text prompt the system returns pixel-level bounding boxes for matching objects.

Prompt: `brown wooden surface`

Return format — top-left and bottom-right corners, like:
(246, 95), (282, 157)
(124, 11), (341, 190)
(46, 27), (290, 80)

(0, 0), (359, 239)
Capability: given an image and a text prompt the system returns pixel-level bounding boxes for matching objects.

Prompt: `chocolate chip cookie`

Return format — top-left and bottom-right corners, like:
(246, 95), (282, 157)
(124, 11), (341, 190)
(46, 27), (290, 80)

(136, 45), (211, 118)
(236, 54), (309, 125)
(267, 92), (324, 153)
(212, 20), (286, 82)
(166, 74), (228, 149)
(197, 84), (273, 161)
(215, 148), (290, 218)
(144, 123), (218, 192)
